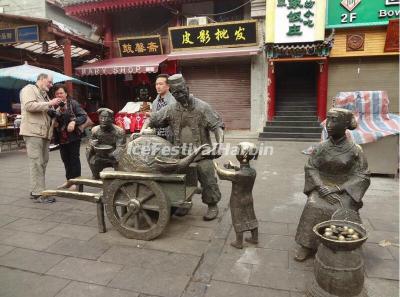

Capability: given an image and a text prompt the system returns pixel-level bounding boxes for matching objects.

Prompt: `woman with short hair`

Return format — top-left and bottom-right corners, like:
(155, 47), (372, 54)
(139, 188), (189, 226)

(52, 84), (87, 190)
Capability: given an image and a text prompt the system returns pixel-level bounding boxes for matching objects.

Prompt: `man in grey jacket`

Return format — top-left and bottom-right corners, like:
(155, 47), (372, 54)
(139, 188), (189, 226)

(151, 74), (176, 142)
(20, 73), (62, 203)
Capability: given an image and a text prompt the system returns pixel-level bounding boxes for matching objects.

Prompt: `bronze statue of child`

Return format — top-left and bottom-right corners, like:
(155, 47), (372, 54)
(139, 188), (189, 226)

(214, 142), (259, 249)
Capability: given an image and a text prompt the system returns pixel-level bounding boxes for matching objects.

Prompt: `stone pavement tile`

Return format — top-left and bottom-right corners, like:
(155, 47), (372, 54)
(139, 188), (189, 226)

(290, 292), (306, 297)
(47, 257), (123, 285)
(3, 218), (59, 234)
(181, 281), (208, 297)
(204, 280), (290, 297)
(99, 245), (200, 275)
(288, 250), (314, 272)
(43, 211), (96, 225)
(0, 205), (53, 220)
(45, 223), (99, 241)
(257, 205), (302, 224)
(258, 234), (296, 251)
(0, 248), (64, 273)
(367, 230), (399, 245)
(89, 229), (144, 248)
(85, 216), (113, 229)
(288, 223), (297, 236)
(0, 215), (18, 227)
(11, 198), (96, 214)
(258, 221), (289, 235)
(2, 230), (62, 251)
(181, 225), (214, 241)
(365, 277), (400, 297)
(46, 238), (111, 260)
(55, 281), (139, 297)
(363, 243), (394, 260)
(212, 256), (253, 284)
(0, 244), (14, 257)
(365, 257), (399, 280)
(144, 235), (209, 256)
(388, 245), (399, 261)
(162, 220), (191, 237)
(368, 218), (399, 233)
(109, 266), (190, 297)
(0, 266), (70, 297)
(0, 228), (15, 241)
(193, 239), (226, 283)
(249, 264), (313, 292)
(174, 214), (220, 228)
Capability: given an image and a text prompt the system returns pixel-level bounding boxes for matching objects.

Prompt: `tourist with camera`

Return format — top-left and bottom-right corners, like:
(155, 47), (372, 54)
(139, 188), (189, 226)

(52, 84), (88, 191)
(20, 73), (62, 203)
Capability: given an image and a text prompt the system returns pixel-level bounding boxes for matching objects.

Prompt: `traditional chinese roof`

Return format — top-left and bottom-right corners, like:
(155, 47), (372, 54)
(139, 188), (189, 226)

(57, 0), (205, 17)
(265, 30), (335, 58)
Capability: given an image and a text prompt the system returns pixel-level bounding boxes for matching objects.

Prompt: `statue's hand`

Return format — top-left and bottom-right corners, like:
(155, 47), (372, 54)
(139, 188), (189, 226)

(318, 185), (340, 197)
(224, 161), (234, 169)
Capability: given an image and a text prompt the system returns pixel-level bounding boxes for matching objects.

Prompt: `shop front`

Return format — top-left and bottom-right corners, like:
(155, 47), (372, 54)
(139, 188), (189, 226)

(168, 20), (260, 130)
(326, 0), (399, 113)
(260, 0), (329, 140)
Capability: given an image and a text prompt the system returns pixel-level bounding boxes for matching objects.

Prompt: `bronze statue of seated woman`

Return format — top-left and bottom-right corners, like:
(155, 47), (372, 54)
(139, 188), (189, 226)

(294, 108), (370, 262)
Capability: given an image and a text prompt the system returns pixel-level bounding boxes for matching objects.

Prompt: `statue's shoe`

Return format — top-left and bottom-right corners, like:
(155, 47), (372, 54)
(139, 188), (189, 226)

(294, 246), (314, 262)
(203, 205), (219, 221)
(57, 181), (73, 189)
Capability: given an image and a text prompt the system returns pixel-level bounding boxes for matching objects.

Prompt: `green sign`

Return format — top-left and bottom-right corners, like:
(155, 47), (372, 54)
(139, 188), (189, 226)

(327, 0), (400, 28)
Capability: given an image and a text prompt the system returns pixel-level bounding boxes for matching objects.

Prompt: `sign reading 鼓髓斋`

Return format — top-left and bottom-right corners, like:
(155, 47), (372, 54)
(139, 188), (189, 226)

(327, 0), (400, 28)
(169, 20), (258, 51)
(266, 0), (327, 43)
(118, 35), (163, 57)
(0, 25), (38, 44)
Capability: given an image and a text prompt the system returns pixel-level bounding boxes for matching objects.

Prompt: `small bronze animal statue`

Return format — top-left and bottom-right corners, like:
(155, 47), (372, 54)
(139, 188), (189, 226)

(214, 142), (259, 249)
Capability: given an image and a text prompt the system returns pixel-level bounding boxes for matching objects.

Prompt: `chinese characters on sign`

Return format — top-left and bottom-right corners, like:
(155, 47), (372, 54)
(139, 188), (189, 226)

(169, 20), (257, 50)
(0, 29), (16, 44)
(118, 35), (163, 57)
(277, 0), (316, 37)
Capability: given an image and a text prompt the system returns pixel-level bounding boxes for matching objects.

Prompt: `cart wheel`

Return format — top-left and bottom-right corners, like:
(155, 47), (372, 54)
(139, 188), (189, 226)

(105, 179), (170, 240)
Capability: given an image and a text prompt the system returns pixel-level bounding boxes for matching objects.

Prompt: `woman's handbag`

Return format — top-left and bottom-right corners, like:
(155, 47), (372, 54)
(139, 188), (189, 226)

(78, 116), (94, 132)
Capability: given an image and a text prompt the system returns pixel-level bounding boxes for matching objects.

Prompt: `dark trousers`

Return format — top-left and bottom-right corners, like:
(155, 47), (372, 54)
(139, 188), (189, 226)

(59, 140), (81, 180)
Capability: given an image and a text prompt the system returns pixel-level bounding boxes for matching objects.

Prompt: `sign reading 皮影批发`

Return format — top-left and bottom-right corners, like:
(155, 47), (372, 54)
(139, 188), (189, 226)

(327, 0), (400, 28)
(0, 28), (16, 44)
(265, 0), (327, 43)
(169, 20), (257, 50)
(117, 35), (163, 57)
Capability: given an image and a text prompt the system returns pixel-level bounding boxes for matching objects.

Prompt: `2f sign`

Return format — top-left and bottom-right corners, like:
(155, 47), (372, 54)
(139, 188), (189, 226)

(341, 13), (357, 23)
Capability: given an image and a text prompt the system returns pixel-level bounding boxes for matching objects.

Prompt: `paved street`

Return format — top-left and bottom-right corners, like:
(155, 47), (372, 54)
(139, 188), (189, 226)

(0, 137), (398, 297)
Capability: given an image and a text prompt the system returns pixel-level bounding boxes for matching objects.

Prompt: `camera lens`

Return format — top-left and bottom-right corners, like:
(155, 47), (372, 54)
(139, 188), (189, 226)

(59, 101), (65, 107)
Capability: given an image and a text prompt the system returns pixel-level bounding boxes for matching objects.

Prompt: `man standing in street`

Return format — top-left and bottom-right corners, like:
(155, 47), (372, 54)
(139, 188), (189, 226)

(20, 73), (62, 203)
(151, 74), (176, 142)
(144, 74), (224, 221)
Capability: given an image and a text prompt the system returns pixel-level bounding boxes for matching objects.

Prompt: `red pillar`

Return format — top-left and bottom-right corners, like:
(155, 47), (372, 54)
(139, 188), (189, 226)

(103, 14), (118, 112)
(267, 60), (276, 121)
(63, 38), (73, 95)
(317, 59), (328, 121)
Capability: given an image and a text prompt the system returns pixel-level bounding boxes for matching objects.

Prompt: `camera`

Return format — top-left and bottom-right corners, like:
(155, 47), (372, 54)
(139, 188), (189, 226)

(47, 101), (65, 118)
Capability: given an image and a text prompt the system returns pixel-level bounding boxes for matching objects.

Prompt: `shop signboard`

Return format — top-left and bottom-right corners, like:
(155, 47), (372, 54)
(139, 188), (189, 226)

(169, 20), (257, 50)
(327, 0), (400, 28)
(118, 35), (163, 57)
(0, 28), (16, 44)
(265, 0), (327, 43)
(17, 25), (39, 42)
(0, 25), (38, 44)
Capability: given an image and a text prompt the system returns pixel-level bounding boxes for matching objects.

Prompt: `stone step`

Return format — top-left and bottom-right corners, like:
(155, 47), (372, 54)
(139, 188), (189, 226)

(259, 131), (321, 139)
(263, 126), (322, 133)
(277, 101), (317, 107)
(272, 115), (319, 121)
(275, 110), (316, 117)
(266, 120), (321, 127)
(276, 106), (317, 112)
(258, 137), (320, 142)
